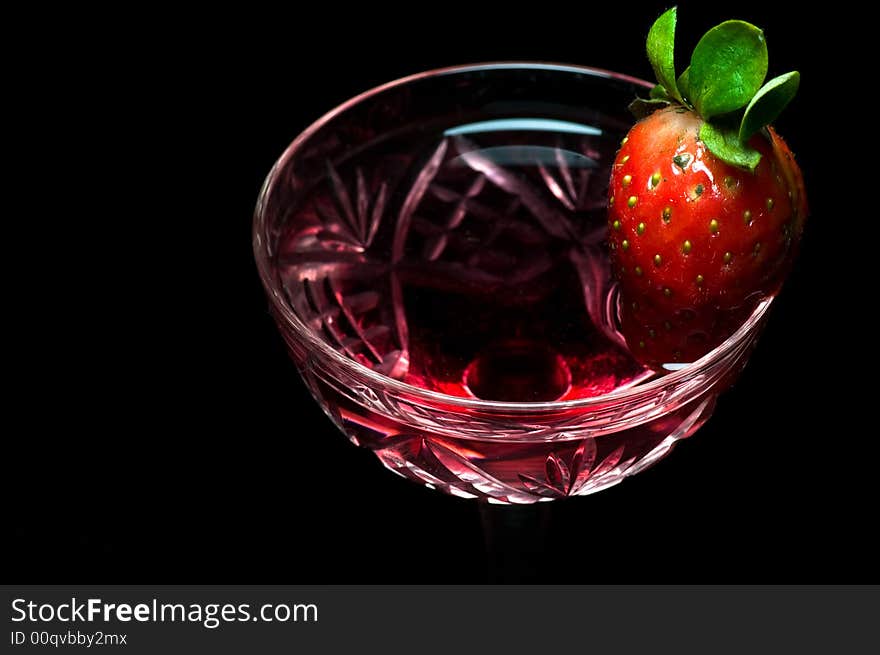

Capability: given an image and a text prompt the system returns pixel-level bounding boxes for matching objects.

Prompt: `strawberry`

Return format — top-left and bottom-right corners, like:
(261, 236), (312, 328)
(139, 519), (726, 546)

(607, 8), (806, 367)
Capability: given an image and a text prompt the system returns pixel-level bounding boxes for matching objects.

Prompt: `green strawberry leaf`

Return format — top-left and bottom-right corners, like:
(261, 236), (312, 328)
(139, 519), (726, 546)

(689, 20), (768, 120)
(677, 66), (690, 103)
(739, 71), (800, 141)
(700, 122), (761, 171)
(646, 7), (682, 103)
(650, 84), (671, 100)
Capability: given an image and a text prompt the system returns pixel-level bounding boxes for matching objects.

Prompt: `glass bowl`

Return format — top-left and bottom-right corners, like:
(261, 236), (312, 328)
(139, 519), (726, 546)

(253, 63), (772, 504)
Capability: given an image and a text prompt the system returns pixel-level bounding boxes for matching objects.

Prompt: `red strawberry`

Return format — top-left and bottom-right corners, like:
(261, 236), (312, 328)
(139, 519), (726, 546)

(607, 9), (807, 367)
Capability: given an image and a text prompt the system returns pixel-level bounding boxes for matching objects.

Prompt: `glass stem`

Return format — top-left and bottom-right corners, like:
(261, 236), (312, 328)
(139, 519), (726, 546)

(478, 501), (553, 583)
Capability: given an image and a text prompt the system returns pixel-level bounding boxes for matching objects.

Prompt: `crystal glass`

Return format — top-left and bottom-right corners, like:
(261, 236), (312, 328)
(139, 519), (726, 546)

(253, 63), (772, 504)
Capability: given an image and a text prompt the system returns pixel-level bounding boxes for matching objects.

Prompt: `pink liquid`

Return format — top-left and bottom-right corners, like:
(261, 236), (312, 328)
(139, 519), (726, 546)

(400, 261), (648, 402)
(302, 365), (709, 502)
(275, 120), (715, 502)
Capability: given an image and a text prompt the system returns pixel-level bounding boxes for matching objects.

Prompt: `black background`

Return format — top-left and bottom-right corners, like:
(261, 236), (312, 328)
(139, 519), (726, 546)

(9, 2), (876, 582)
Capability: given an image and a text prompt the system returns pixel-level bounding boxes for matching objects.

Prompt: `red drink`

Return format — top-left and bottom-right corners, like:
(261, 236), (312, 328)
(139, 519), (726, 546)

(257, 65), (770, 502)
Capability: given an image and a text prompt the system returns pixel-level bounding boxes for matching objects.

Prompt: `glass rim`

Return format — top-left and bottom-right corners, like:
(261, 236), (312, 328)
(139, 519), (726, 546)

(253, 61), (773, 412)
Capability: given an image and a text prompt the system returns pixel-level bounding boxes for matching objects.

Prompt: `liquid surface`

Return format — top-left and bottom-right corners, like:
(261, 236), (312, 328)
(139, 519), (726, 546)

(270, 113), (729, 502)
(276, 118), (655, 402)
